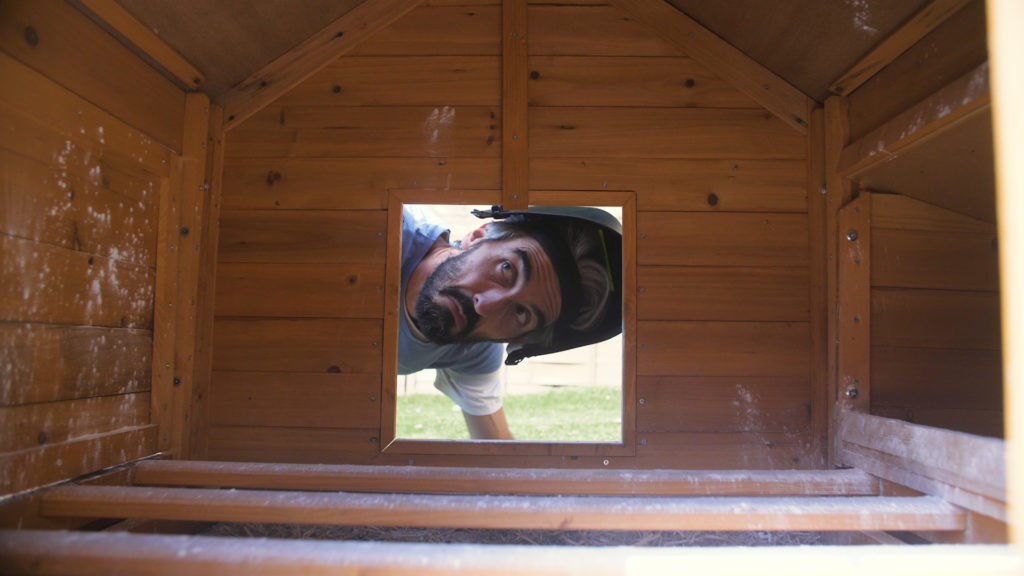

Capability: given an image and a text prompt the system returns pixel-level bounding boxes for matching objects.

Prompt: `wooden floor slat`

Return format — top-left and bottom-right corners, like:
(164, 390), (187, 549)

(41, 485), (965, 532)
(132, 460), (881, 496)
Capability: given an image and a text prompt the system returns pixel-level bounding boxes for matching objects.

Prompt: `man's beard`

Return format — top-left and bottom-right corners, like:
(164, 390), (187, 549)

(413, 249), (481, 344)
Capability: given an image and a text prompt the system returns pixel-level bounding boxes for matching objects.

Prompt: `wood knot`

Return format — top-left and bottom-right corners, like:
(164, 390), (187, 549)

(266, 171), (282, 186)
(684, 78), (695, 88)
(558, 125), (575, 130)
(24, 26), (38, 47)
(706, 193), (719, 206)
(529, 70), (540, 80)
(333, 85), (342, 94)
(327, 365), (342, 373)
(348, 275), (358, 285)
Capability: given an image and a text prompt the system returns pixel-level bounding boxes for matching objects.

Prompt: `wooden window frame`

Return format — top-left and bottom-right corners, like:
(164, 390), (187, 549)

(379, 189), (637, 457)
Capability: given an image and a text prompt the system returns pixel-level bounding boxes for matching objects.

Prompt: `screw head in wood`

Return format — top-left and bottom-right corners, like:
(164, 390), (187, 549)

(846, 229), (858, 241)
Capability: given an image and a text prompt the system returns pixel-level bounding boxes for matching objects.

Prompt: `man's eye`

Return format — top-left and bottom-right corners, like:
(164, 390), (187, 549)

(515, 305), (530, 326)
(500, 260), (514, 278)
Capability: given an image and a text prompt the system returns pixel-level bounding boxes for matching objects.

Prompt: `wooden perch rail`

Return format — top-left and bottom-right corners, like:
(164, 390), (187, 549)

(41, 484), (965, 532)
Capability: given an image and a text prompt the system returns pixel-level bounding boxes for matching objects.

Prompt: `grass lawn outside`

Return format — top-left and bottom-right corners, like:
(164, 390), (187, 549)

(396, 386), (622, 442)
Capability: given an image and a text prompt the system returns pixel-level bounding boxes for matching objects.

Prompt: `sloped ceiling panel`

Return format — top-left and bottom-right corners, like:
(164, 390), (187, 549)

(115, 0), (366, 98)
(666, 0), (930, 101)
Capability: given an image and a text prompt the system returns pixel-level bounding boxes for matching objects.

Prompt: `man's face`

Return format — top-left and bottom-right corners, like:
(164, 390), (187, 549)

(414, 232), (562, 344)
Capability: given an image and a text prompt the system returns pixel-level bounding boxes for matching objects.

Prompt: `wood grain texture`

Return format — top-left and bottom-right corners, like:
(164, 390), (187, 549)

(837, 195), (870, 413)
(871, 192), (995, 233)
(637, 321), (810, 378)
(222, 158), (501, 211)
(527, 56), (757, 108)
(871, 228), (999, 291)
(212, 319), (382, 374)
(529, 4), (679, 57)
(638, 266), (809, 321)
(0, 392), (149, 452)
(501, 0), (528, 209)
(530, 108), (806, 159)
(871, 346), (1002, 410)
(205, 426), (380, 463)
(209, 373), (380, 429)
(637, 376), (809, 433)
(227, 105), (501, 158)
(220, 0), (425, 130)
(217, 210), (387, 264)
(278, 56), (500, 106)
(0, 234), (154, 328)
(42, 484), (965, 532)
(529, 158), (807, 213)
(350, 5), (500, 56)
(0, 0), (185, 150)
(871, 288), (1001, 350)
(0, 324), (151, 406)
(638, 212), (808, 267)
(214, 263), (385, 318)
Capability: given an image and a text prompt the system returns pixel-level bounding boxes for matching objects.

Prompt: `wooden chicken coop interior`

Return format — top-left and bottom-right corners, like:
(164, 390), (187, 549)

(1, 0), (1022, 572)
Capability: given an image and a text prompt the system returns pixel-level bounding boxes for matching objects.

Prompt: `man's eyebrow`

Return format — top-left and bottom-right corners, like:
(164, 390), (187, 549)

(514, 248), (532, 281)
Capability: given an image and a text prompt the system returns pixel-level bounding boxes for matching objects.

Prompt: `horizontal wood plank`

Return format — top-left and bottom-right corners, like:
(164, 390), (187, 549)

(214, 263), (384, 318)
(209, 373), (379, 429)
(529, 158), (808, 213)
(871, 288), (1001, 350)
(637, 376), (809, 433)
(871, 192), (995, 233)
(530, 108), (806, 159)
(529, 5), (680, 56)
(0, 323), (151, 406)
(637, 321), (810, 378)
(217, 210), (387, 264)
(41, 485), (966, 532)
(133, 459), (880, 496)
(6, 531), (1023, 576)
(0, 392), (149, 452)
(0, 234), (154, 329)
(350, 5), (500, 56)
(634, 431), (816, 469)
(874, 407), (1003, 438)
(639, 266), (809, 321)
(278, 56), (500, 106)
(222, 158), (500, 211)
(0, 148), (158, 269)
(0, 425), (156, 495)
(527, 56), (757, 108)
(227, 105), (501, 158)
(871, 346), (1002, 410)
(871, 228), (999, 291)
(0, 0), (185, 151)
(638, 213), (808, 267)
(212, 319), (382, 374)
(205, 426), (380, 463)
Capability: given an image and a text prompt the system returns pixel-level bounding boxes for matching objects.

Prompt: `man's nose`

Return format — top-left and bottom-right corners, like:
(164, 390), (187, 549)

(473, 289), (508, 316)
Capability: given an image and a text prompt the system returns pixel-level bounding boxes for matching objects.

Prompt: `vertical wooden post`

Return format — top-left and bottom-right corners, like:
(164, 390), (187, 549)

(189, 104), (225, 458)
(152, 92), (210, 457)
(502, 0), (528, 210)
(824, 95), (854, 467)
(836, 193), (871, 425)
(807, 106), (828, 466)
(986, 0), (1024, 547)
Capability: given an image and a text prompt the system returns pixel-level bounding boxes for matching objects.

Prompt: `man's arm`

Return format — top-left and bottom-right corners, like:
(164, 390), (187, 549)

(463, 407), (513, 440)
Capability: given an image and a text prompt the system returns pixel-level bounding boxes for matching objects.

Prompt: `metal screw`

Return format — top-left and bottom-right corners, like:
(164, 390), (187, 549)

(512, 134), (518, 141)
(640, 439), (647, 446)
(845, 388), (859, 399)
(638, 398), (645, 405)
(370, 395), (377, 402)
(602, 459), (609, 466)
(846, 229), (858, 242)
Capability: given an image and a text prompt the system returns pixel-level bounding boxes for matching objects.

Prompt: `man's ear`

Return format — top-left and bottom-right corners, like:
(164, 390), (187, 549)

(461, 223), (489, 249)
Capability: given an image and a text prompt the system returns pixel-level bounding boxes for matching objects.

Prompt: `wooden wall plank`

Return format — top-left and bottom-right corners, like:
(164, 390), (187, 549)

(502, 0), (528, 210)
(227, 105), (501, 158)
(637, 322), (810, 378)
(350, 5), (500, 56)
(212, 319), (382, 374)
(847, 0), (988, 143)
(0, 425), (156, 495)
(222, 158), (501, 211)
(0, 148), (158, 269)
(871, 288), (1001, 350)
(837, 195), (871, 412)
(0, 234), (154, 329)
(529, 158), (807, 213)
(530, 108), (806, 159)
(217, 210), (387, 264)
(527, 56), (758, 108)
(638, 213), (808, 267)
(209, 373), (380, 429)
(872, 228), (999, 291)
(638, 266), (809, 322)
(0, 392), (149, 452)
(214, 263), (385, 318)
(871, 346), (1003, 410)
(0, 0), (185, 151)
(0, 324), (151, 406)
(278, 56), (501, 106)
(637, 376), (809, 433)
(529, 5), (680, 56)
(633, 432), (815, 470)
(205, 426), (380, 463)
(871, 192), (995, 233)
(807, 106), (828, 466)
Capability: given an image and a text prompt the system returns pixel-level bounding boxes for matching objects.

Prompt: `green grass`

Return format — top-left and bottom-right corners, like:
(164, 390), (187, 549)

(396, 386), (622, 442)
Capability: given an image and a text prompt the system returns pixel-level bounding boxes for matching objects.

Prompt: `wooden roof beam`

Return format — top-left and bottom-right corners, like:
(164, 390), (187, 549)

(830, 0), (975, 96)
(610, 0), (813, 134)
(218, 0), (424, 132)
